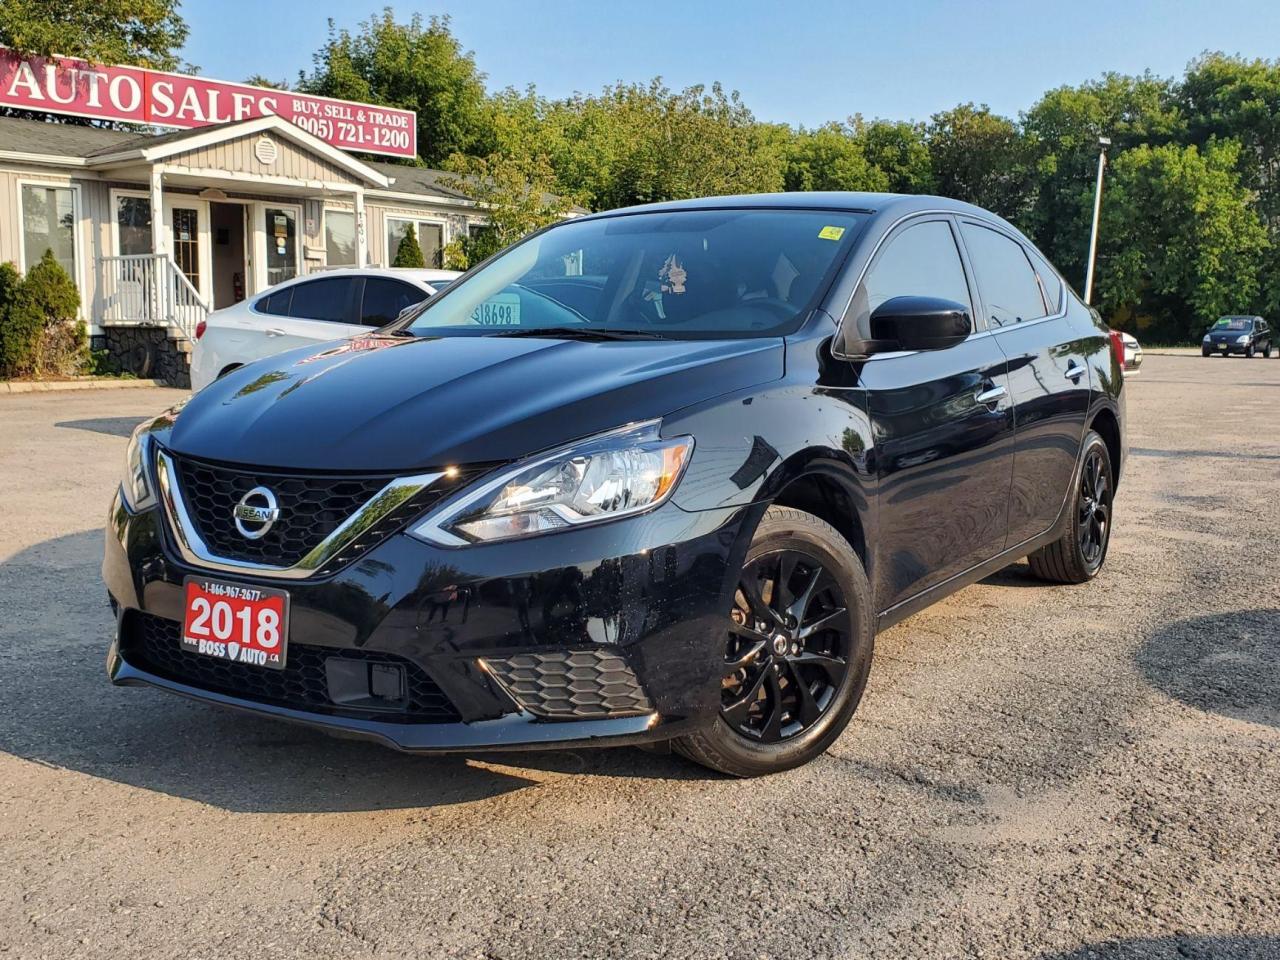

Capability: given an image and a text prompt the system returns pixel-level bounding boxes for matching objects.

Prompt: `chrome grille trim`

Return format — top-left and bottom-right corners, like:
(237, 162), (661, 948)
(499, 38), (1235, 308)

(155, 448), (441, 580)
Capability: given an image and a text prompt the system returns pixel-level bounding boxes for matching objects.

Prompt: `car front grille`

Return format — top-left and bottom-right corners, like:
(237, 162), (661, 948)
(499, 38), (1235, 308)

(120, 611), (460, 723)
(483, 649), (653, 719)
(172, 456), (395, 567)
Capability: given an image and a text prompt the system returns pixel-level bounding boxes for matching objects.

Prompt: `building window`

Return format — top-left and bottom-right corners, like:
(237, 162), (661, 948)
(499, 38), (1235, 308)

(386, 217), (443, 267)
(21, 184), (77, 284)
(116, 196), (153, 256)
(325, 209), (357, 266)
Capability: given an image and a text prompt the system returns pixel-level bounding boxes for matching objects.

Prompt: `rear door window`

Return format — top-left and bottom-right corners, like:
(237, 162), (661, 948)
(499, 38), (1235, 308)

(287, 278), (355, 323)
(361, 278), (427, 326)
(960, 223), (1049, 327)
(862, 219), (972, 314)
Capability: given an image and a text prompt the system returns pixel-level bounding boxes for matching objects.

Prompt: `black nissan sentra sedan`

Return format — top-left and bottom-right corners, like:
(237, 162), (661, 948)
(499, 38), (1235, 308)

(105, 194), (1126, 776)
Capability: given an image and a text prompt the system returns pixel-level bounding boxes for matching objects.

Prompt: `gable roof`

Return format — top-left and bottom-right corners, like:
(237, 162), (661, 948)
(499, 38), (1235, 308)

(83, 114), (391, 188)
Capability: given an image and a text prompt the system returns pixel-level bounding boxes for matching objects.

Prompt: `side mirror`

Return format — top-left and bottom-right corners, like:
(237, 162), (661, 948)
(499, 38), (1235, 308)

(869, 296), (971, 352)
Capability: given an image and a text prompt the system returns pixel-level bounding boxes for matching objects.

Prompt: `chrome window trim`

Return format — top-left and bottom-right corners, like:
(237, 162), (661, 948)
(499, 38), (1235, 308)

(155, 448), (441, 580)
(835, 209), (1071, 363)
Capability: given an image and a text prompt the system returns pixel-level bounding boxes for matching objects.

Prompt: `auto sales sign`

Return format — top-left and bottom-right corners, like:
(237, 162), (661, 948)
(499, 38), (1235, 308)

(0, 47), (417, 158)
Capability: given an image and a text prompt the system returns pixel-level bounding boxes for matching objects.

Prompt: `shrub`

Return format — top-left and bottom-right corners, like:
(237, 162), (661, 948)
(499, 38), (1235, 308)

(0, 251), (87, 379)
(391, 223), (426, 267)
(0, 260), (41, 378)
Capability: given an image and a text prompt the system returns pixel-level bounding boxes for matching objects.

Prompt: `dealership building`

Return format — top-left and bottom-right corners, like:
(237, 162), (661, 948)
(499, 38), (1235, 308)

(0, 49), (493, 382)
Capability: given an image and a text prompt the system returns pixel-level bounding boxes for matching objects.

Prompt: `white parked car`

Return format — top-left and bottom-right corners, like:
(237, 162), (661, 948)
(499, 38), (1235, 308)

(190, 267), (460, 391)
(1120, 331), (1143, 375)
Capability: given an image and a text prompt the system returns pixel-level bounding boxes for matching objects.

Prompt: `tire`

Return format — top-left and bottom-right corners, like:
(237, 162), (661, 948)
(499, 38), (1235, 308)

(124, 341), (154, 379)
(1265, 343), (1273, 359)
(1202, 347), (1211, 357)
(1246, 344), (1255, 358)
(673, 506), (874, 777)
(1028, 430), (1114, 584)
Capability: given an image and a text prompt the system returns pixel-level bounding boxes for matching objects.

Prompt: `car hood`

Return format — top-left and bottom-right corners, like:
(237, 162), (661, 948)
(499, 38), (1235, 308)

(167, 334), (784, 471)
(1208, 330), (1247, 338)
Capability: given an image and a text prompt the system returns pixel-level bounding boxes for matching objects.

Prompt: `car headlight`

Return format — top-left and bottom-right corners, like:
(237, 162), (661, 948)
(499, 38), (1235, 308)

(409, 421), (693, 545)
(1237, 334), (1250, 343)
(120, 423), (157, 511)
(1203, 334), (1211, 342)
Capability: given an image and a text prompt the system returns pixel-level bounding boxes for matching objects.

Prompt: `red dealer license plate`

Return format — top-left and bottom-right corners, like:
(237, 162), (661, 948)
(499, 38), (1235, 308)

(181, 577), (290, 671)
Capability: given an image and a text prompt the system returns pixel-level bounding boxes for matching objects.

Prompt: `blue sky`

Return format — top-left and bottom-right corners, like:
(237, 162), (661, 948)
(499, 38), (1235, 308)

(181, 0), (1280, 127)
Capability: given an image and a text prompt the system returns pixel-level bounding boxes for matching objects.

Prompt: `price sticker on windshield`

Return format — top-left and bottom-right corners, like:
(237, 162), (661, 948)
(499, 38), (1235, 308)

(470, 293), (522, 325)
(818, 225), (846, 241)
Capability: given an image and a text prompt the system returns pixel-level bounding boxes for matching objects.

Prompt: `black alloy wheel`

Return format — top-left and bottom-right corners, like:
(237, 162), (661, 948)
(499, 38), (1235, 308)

(1077, 445), (1111, 570)
(673, 506), (874, 777)
(721, 550), (851, 743)
(1027, 429), (1114, 584)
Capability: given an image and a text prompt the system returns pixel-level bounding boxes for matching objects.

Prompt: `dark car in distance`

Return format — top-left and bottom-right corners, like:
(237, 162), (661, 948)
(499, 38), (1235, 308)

(105, 193), (1126, 777)
(1202, 316), (1272, 357)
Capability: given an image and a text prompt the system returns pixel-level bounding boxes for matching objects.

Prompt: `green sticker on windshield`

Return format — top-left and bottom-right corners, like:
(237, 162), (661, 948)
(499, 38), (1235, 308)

(818, 225), (845, 241)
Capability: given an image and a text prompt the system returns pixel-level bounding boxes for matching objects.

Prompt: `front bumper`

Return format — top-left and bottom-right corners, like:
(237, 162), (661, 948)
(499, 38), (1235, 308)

(104, 490), (757, 752)
(1205, 340), (1249, 353)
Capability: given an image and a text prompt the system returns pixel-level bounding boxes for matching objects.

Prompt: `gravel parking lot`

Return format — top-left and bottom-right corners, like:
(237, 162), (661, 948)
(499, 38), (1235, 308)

(1, 353), (1277, 960)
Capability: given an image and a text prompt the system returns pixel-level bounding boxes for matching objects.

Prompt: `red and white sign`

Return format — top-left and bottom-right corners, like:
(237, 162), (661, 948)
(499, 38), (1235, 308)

(0, 46), (417, 158)
(181, 578), (290, 671)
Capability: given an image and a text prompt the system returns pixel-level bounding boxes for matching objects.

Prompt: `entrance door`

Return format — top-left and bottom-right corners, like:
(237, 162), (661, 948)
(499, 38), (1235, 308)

(163, 199), (212, 332)
(209, 202), (248, 309)
(260, 205), (300, 289)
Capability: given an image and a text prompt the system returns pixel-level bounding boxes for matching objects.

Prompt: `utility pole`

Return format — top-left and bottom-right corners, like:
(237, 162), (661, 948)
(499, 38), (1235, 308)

(1083, 136), (1111, 305)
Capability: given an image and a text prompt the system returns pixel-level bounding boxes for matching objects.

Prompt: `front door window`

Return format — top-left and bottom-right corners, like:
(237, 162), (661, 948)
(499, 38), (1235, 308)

(171, 207), (201, 288)
(265, 207), (298, 286)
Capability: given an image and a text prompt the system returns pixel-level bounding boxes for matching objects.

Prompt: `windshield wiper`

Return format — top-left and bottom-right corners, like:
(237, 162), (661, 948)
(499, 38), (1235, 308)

(489, 327), (667, 341)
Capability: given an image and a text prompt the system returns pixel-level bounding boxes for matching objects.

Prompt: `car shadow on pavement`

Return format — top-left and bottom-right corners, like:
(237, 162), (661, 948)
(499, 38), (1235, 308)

(979, 561), (1042, 587)
(1039, 934), (1280, 959)
(0, 530), (701, 815)
(55, 416), (150, 438)
(1136, 609), (1280, 729)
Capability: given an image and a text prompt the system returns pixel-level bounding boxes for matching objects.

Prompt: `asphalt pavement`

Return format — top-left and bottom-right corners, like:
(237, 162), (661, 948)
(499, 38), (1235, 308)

(1, 353), (1277, 960)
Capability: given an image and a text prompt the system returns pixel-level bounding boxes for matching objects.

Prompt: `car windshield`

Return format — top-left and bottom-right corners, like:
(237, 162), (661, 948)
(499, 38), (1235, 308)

(1214, 318), (1252, 330)
(402, 209), (867, 340)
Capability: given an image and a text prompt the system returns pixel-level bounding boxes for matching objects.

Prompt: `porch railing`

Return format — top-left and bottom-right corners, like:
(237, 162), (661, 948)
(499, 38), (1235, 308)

(98, 254), (210, 341)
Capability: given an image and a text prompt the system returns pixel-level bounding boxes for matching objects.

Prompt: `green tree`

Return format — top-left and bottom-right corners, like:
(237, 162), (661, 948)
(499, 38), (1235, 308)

(1180, 53), (1280, 313)
(243, 74), (289, 90)
(391, 223), (426, 268)
(856, 118), (935, 194)
(784, 123), (887, 193)
(1096, 140), (1268, 341)
(927, 103), (1036, 224)
(0, 0), (188, 69)
(1021, 72), (1184, 287)
(488, 80), (788, 211)
(441, 153), (580, 268)
(299, 10), (491, 167)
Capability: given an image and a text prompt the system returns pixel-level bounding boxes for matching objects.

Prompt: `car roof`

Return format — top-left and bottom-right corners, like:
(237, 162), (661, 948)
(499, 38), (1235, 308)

(260, 267), (461, 294)
(571, 191), (1000, 222)
(315, 267), (461, 283)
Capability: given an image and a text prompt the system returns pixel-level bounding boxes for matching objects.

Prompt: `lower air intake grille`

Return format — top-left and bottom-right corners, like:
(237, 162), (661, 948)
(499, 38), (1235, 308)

(120, 611), (459, 723)
(484, 648), (652, 720)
